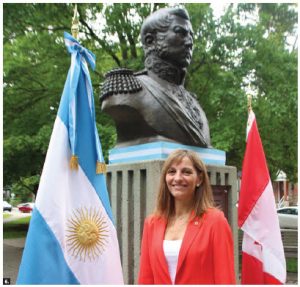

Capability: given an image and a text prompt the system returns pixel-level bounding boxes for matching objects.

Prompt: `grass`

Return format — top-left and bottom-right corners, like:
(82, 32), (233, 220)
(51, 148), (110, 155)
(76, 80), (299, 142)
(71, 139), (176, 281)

(3, 213), (12, 219)
(287, 258), (298, 273)
(3, 216), (31, 239)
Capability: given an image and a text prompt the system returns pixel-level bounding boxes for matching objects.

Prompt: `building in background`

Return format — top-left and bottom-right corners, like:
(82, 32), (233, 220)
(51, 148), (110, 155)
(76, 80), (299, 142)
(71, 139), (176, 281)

(273, 170), (298, 207)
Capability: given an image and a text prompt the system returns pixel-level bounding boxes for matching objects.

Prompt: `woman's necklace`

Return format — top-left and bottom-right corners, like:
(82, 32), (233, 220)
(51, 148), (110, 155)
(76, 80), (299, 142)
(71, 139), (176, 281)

(175, 210), (191, 220)
(165, 213), (190, 240)
(174, 214), (189, 222)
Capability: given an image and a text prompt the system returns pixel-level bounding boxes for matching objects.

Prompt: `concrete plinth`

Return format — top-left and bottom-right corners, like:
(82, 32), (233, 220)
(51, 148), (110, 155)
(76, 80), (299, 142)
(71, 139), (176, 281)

(107, 160), (238, 284)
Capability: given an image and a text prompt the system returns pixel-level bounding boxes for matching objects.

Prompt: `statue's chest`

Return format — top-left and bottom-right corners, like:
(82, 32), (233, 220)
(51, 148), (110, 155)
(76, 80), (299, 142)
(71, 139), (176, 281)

(169, 86), (204, 129)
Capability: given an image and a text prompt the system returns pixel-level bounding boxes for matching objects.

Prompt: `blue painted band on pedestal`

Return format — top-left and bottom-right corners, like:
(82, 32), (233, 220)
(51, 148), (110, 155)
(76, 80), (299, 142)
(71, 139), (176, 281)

(109, 141), (226, 165)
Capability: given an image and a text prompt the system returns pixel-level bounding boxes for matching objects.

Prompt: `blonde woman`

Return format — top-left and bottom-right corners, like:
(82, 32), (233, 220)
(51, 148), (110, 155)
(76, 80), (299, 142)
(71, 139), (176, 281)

(138, 149), (235, 284)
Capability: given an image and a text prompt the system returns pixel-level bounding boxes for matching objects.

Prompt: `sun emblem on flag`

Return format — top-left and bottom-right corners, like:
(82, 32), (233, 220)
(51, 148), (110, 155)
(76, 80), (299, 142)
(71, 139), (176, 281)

(66, 207), (109, 261)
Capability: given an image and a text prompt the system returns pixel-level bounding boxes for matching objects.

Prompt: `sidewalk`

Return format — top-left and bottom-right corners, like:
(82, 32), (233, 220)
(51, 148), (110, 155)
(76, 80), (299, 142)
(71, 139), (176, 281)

(3, 238), (25, 284)
(287, 272), (298, 285)
(3, 238), (298, 284)
(3, 211), (31, 223)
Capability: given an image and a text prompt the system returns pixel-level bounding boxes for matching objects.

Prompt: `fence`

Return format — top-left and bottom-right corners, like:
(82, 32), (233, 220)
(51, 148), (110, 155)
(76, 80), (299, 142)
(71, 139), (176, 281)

(281, 229), (298, 258)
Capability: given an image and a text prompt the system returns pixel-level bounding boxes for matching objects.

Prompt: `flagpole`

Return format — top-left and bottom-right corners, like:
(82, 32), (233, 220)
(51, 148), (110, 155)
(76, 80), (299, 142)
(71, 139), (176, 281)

(239, 85), (286, 284)
(69, 4), (80, 170)
(69, 4), (106, 174)
(247, 84), (252, 112)
(17, 12), (123, 283)
(71, 4), (79, 40)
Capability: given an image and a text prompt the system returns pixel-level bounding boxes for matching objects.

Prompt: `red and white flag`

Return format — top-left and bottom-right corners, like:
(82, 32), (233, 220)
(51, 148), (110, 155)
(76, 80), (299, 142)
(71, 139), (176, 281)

(238, 110), (286, 284)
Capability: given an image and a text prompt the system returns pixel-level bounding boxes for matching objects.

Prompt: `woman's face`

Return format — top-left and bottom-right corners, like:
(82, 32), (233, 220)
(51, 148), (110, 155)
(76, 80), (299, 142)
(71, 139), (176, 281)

(165, 156), (201, 203)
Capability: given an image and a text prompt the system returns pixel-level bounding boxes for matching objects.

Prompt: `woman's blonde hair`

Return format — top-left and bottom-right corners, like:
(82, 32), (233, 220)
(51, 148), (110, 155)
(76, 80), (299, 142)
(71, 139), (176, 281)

(154, 149), (214, 219)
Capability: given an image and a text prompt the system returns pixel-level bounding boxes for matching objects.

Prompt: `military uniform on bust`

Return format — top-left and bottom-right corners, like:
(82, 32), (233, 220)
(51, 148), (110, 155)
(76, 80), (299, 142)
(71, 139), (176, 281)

(100, 66), (210, 148)
(100, 7), (211, 148)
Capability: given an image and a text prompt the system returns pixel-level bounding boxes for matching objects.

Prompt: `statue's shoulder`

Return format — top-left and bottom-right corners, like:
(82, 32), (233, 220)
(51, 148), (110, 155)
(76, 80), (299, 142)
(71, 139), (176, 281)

(100, 68), (143, 100)
(188, 91), (198, 100)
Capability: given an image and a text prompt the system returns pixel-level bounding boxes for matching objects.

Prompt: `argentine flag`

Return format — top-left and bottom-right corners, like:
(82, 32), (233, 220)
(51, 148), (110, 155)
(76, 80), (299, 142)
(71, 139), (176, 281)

(17, 32), (124, 284)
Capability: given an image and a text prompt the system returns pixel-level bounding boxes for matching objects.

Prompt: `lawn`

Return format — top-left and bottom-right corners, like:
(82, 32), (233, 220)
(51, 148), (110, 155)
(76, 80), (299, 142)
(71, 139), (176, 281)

(3, 213), (12, 219)
(3, 216), (31, 239)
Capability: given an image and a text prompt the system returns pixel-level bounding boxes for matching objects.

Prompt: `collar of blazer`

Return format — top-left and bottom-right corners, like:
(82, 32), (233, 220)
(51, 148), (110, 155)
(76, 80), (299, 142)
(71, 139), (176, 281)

(155, 212), (206, 282)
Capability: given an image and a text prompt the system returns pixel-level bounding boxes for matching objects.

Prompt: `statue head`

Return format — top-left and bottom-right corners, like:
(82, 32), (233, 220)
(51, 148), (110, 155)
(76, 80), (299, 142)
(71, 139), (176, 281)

(141, 7), (194, 69)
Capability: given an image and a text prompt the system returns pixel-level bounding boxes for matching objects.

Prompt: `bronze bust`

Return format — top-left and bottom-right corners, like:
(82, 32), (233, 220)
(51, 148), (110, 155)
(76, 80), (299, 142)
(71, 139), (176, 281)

(100, 8), (211, 148)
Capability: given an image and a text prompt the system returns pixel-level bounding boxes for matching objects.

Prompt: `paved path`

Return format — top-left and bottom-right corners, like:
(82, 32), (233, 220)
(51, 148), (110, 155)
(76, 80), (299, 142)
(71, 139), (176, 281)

(3, 237), (298, 284)
(3, 238), (25, 284)
(3, 210), (31, 223)
(287, 272), (298, 285)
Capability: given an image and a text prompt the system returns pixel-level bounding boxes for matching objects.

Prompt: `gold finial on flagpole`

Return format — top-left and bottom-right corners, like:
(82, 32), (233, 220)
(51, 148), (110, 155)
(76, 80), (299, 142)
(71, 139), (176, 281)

(247, 83), (252, 112)
(71, 4), (79, 39)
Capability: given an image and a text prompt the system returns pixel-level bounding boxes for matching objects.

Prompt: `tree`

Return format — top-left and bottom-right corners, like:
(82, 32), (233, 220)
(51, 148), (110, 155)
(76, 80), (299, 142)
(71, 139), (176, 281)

(237, 3), (297, 182)
(185, 3), (297, 181)
(3, 3), (159, 196)
(3, 3), (298, 200)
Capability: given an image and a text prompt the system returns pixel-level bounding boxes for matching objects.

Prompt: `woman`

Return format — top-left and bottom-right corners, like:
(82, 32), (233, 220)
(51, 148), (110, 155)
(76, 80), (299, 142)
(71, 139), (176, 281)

(138, 149), (236, 284)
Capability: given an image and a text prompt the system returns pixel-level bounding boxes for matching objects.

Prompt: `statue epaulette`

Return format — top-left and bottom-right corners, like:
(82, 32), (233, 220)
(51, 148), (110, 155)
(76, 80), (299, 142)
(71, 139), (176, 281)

(100, 68), (143, 100)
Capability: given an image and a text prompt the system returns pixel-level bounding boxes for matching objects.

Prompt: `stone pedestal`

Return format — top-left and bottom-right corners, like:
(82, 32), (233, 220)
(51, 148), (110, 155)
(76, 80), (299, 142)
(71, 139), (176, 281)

(106, 160), (238, 284)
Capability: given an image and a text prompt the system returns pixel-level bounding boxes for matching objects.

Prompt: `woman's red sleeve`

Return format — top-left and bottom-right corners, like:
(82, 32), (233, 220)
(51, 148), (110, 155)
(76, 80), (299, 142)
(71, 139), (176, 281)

(137, 218), (154, 284)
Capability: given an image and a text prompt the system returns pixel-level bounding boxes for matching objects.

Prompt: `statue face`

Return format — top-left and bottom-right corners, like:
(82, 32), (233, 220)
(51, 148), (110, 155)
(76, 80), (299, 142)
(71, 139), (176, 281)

(156, 16), (194, 68)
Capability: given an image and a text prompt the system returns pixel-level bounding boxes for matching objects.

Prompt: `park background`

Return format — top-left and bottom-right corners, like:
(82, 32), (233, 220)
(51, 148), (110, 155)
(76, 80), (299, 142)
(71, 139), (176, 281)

(3, 2), (298, 284)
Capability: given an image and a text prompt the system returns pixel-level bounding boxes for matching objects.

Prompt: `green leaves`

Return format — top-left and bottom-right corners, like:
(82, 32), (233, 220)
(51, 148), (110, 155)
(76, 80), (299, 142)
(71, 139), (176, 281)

(11, 175), (40, 203)
(186, 3), (297, 181)
(3, 3), (298, 202)
(3, 124), (52, 185)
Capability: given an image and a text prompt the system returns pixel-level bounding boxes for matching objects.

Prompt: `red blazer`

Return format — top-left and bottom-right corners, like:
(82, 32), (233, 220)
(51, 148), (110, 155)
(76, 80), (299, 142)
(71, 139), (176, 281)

(138, 208), (236, 284)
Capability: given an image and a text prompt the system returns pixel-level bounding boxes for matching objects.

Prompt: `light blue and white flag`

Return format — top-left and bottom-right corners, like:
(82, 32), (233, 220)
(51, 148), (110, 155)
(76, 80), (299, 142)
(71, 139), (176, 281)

(17, 32), (124, 285)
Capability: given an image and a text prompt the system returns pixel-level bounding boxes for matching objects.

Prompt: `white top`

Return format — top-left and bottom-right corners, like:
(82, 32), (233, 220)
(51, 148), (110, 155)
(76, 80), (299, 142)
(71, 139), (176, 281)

(163, 240), (182, 284)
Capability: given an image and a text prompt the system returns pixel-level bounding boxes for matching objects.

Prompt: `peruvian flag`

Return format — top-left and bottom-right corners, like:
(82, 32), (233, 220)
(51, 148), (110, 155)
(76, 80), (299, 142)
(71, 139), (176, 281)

(238, 110), (286, 284)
